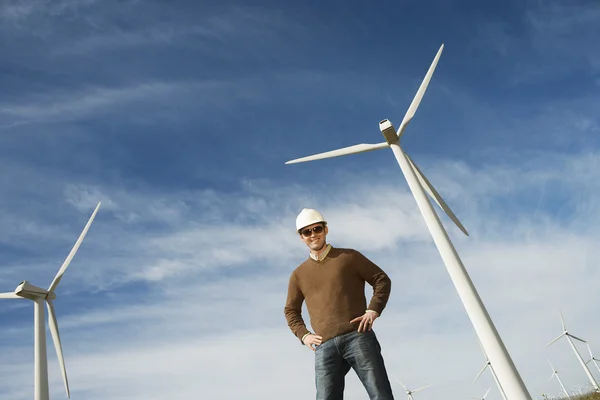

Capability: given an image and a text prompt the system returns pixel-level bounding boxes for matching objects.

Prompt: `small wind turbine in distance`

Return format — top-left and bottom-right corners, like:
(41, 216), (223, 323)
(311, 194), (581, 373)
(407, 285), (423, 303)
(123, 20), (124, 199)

(470, 388), (491, 400)
(548, 359), (571, 399)
(586, 343), (600, 375)
(285, 43), (532, 400)
(394, 379), (430, 400)
(546, 310), (600, 392)
(0, 202), (101, 400)
(474, 354), (507, 400)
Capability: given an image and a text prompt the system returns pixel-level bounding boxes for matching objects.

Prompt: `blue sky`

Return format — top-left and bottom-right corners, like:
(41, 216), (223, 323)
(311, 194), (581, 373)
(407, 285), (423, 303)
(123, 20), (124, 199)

(1, 0), (600, 399)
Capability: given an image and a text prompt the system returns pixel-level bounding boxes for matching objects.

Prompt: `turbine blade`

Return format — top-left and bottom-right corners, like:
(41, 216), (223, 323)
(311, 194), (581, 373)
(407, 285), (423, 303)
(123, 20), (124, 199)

(413, 384), (430, 392)
(587, 344), (594, 358)
(559, 310), (566, 332)
(483, 388), (491, 399)
(394, 379), (408, 391)
(547, 332), (566, 347)
(474, 362), (488, 383)
(396, 44), (444, 139)
(0, 292), (20, 299)
(46, 299), (70, 398)
(48, 202), (101, 293)
(567, 333), (587, 343)
(405, 152), (469, 236)
(548, 359), (557, 381)
(285, 142), (389, 164)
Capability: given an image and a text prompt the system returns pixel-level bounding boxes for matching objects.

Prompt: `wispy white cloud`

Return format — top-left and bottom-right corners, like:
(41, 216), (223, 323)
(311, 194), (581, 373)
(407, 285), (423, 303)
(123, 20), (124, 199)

(0, 0), (99, 20)
(0, 78), (266, 128)
(0, 1), (306, 63)
(50, 5), (295, 55)
(0, 64), (398, 129)
(467, 1), (600, 87)
(522, 2), (600, 80)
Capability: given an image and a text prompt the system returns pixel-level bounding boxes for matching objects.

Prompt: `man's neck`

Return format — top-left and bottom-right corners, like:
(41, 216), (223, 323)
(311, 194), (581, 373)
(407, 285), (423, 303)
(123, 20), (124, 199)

(311, 243), (327, 255)
(310, 243), (331, 261)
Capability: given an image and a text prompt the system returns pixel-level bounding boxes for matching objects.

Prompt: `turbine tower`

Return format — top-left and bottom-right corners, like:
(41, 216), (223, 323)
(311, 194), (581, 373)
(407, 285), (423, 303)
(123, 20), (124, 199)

(0, 202), (101, 400)
(548, 359), (570, 399)
(546, 310), (599, 392)
(285, 44), (532, 400)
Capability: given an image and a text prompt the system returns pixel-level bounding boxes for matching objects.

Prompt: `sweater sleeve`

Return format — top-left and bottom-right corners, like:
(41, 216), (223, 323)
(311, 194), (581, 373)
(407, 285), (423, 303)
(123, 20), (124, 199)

(353, 250), (391, 316)
(284, 272), (310, 344)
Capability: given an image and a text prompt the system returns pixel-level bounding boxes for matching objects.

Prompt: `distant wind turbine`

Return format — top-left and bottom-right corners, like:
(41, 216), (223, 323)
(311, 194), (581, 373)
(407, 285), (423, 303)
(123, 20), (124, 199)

(546, 310), (600, 392)
(394, 379), (430, 400)
(548, 359), (571, 399)
(474, 355), (507, 400)
(0, 202), (101, 400)
(285, 43), (531, 400)
(586, 343), (600, 375)
(470, 388), (491, 400)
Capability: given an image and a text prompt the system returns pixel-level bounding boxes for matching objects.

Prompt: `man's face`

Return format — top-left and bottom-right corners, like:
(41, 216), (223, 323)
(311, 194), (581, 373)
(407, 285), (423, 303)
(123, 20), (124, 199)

(299, 222), (328, 251)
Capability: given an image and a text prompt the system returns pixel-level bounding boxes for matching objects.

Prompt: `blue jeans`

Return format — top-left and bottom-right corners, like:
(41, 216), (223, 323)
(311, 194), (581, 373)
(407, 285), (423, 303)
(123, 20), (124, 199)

(314, 330), (395, 400)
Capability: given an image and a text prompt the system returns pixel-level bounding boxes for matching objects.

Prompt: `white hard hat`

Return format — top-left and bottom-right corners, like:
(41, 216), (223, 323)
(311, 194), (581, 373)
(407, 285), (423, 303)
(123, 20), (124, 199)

(296, 208), (327, 232)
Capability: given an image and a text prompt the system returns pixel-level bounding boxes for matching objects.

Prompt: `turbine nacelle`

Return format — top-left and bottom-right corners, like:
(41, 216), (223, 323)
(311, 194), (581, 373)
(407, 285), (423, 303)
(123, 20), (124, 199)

(379, 119), (399, 145)
(15, 281), (49, 300)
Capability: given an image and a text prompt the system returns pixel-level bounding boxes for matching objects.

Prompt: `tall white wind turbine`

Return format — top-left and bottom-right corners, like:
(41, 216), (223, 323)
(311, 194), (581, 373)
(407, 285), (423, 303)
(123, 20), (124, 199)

(0, 202), (101, 400)
(548, 359), (570, 399)
(285, 43), (532, 400)
(546, 311), (600, 392)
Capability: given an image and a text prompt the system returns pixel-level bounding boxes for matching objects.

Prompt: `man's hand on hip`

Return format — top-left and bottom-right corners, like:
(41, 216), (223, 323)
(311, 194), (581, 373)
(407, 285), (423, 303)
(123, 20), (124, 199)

(350, 311), (378, 332)
(303, 334), (323, 351)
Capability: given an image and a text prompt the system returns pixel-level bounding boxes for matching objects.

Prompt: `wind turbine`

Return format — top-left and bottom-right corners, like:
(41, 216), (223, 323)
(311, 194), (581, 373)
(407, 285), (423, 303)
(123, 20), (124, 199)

(546, 310), (599, 392)
(548, 359), (570, 399)
(0, 202), (101, 400)
(470, 388), (491, 400)
(474, 355), (507, 400)
(394, 379), (430, 400)
(285, 43), (532, 400)
(586, 344), (600, 375)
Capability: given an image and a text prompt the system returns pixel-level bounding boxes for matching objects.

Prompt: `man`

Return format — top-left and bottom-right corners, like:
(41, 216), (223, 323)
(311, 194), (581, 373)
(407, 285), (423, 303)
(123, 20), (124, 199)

(284, 208), (395, 400)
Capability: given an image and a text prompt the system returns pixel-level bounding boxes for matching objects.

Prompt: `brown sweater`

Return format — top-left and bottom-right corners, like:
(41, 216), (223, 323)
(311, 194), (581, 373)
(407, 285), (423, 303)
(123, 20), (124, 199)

(284, 246), (392, 344)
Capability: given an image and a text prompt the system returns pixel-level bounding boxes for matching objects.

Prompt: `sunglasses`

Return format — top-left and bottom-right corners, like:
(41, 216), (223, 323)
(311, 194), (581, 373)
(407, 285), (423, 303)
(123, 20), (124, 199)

(300, 225), (324, 237)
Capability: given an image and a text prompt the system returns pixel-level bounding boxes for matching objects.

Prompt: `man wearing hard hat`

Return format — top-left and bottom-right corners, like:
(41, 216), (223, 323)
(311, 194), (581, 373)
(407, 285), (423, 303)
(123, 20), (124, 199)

(284, 208), (395, 399)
